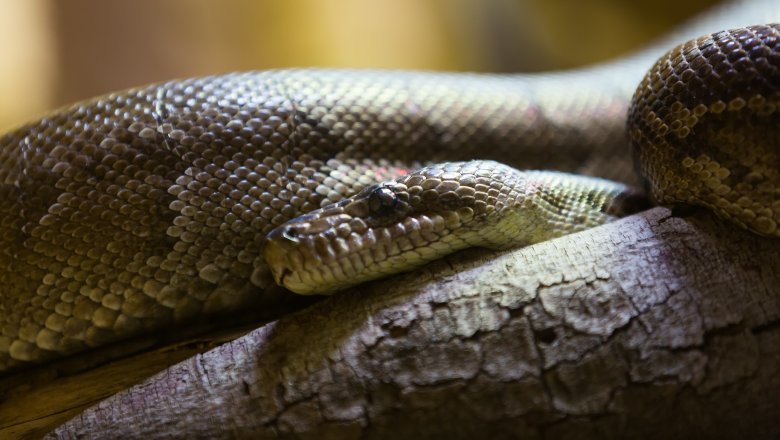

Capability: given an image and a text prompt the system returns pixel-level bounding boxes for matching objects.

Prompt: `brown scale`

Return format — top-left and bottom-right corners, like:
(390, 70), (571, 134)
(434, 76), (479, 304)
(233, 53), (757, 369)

(1, 13), (779, 370)
(630, 24), (780, 237)
(0, 68), (640, 371)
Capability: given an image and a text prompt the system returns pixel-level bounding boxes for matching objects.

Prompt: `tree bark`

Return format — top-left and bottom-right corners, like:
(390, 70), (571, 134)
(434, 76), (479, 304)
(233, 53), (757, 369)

(43, 207), (780, 439)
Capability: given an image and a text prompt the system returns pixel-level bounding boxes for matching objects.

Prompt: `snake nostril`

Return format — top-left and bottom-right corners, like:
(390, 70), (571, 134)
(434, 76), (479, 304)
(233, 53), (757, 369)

(282, 227), (299, 242)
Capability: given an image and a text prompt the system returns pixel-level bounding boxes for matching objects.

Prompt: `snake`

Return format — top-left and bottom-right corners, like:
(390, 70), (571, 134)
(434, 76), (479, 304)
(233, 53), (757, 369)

(0, 0), (778, 372)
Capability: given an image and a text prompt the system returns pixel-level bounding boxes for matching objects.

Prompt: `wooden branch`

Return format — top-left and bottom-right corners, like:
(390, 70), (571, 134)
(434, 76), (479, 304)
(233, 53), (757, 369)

(0, 293), (314, 439)
(44, 207), (780, 439)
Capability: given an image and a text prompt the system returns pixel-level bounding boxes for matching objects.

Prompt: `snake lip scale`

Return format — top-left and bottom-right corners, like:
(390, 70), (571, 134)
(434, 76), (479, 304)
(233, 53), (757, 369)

(0, 17), (778, 370)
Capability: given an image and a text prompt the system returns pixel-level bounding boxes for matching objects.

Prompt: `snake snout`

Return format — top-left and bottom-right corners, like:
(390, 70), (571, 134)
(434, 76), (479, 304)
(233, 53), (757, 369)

(263, 209), (365, 294)
(261, 229), (296, 291)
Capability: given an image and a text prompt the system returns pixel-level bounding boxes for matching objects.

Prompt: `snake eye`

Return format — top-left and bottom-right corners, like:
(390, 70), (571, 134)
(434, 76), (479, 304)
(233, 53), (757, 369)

(368, 186), (398, 216)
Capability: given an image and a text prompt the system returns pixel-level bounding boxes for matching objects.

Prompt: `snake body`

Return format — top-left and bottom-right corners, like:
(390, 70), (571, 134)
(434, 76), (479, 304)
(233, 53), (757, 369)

(631, 24), (780, 236)
(1, 1), (779, 371)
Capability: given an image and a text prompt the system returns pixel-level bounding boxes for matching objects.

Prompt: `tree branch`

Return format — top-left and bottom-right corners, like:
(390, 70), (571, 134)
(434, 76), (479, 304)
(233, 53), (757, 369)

(44, 207), (780, 439)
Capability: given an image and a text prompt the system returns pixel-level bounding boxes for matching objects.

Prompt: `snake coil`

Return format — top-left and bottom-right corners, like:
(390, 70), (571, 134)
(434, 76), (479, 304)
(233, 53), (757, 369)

(0, 15), (778, 371)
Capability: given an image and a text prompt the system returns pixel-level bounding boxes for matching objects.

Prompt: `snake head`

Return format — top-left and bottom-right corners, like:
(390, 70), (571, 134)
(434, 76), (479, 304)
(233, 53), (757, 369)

(261, 161), (507, 294)
(262, 160), (640, 295)
(264, 161), (514, 294)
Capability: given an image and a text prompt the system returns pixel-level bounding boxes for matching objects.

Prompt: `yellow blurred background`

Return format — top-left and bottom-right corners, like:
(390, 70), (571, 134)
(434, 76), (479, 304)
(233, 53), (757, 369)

(0, 0), (717, 130)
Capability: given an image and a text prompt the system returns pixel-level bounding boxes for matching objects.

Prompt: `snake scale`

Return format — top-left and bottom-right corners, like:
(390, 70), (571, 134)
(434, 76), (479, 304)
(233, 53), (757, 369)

(1, 0), (779, 372)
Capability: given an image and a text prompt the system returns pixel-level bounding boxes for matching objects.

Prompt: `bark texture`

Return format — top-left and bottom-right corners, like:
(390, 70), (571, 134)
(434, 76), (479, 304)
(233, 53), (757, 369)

(48, 207), (780, 439)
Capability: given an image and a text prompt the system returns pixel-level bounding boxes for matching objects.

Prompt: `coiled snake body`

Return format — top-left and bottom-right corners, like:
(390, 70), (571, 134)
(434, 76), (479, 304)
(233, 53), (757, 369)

(1, 2), (779, 371)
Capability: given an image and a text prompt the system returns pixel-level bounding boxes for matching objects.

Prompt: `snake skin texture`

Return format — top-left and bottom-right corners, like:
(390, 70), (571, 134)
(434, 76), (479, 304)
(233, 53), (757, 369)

(631, 24), (780, 236)
(264, 162), (646, 294)
(0, 70), (639, 372)
(0, 0), (779, 371)
(268, 22), (780, 295)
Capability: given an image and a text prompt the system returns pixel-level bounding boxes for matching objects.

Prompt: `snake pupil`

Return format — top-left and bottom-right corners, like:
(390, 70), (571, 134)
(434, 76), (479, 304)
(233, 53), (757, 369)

(368, 186), (398, 216)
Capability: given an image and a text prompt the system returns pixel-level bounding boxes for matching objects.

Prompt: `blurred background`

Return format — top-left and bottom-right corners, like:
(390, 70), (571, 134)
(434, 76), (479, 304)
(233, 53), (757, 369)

(0, 0), (718, 130)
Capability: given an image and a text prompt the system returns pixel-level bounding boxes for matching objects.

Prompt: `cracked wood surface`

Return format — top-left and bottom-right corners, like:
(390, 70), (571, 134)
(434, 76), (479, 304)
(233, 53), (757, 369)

(39, 207), (780, 439)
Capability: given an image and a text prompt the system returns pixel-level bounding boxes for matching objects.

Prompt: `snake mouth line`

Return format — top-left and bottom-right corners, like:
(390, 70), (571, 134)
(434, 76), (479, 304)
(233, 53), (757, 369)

(264, 220), (456, 295)
(278, 267), (292, 288)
